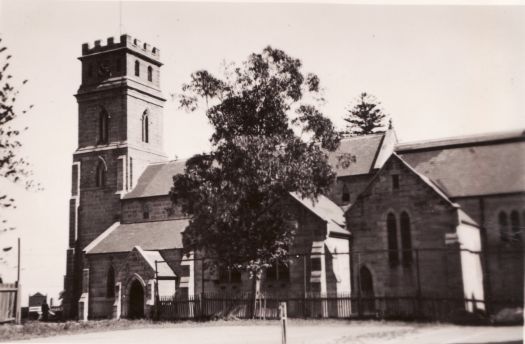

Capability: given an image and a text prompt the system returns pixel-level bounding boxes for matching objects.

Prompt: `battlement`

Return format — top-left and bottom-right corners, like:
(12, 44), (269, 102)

(81, 34), (160, 60)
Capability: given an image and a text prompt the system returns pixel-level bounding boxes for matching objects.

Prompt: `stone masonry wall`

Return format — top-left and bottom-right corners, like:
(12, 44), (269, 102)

(121, 195), (185, 224)
(77, 89), (127, 148)
(346, 156), (464, 300)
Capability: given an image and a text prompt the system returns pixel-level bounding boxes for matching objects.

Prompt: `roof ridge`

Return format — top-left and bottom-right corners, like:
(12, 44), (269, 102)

(396, 129), (525, 151)
(339, 133), (385, 142)
(148, 158), (188, 166)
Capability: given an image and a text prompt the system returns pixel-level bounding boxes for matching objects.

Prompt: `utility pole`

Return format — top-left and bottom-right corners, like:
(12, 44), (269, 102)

(15, 238), (21, 324)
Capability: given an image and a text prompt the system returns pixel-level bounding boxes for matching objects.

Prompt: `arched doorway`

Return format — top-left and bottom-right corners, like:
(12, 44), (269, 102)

(128, 280), (144, 319)
(359, 266), (375, 315)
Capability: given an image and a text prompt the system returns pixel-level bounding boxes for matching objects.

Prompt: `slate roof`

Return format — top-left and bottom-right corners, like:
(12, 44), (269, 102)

(326, 133), (385, 177)
(85, 219), (188, 254)
(396, 129), (525, 153)
(124, 159), (187, 199)
(290, 193), (348, 236)
(125, 131), (395, 200)
(398, 132), (525, 198)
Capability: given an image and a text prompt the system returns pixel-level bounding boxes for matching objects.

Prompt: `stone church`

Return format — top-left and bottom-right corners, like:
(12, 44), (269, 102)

(62, 34), (524, 320)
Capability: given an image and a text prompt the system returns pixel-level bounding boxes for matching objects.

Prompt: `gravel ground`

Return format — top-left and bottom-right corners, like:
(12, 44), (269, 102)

(7, 320), (523, 344)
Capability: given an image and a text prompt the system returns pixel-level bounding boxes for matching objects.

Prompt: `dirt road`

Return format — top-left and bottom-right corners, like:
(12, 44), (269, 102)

(11, 321), (523, 344)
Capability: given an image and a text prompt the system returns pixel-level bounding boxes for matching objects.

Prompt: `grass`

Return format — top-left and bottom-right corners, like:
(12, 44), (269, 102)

(0, 319), (173, 342)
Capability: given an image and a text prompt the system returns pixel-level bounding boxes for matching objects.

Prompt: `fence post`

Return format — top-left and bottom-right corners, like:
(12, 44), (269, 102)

(199, 292), (204, 319)
(303, 254), (307, 318)
(415, 249), (422, 318)
(154, 261), (160, 321)
(15, 282), (21, 324)
(279, 302), (287, 344)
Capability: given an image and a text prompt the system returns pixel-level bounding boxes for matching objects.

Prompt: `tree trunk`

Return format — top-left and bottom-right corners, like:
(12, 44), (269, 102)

(251, 270), (262, 319)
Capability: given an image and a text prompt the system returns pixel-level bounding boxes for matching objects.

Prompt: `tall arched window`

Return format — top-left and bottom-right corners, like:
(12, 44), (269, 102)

(141, 110), (149, 143)
(134, 60), (140, 77)
(96, 160), (106, 188)
(400, 212), (413, 266)
(387, 213), (399, 267)
(342, 184), (350, 203)
(510, 210), (521, 242)
(106, 266), (115, 298)
(147, 66), (153, 82)
(99, 109), (109, 144)
(499, 211), (509, 242)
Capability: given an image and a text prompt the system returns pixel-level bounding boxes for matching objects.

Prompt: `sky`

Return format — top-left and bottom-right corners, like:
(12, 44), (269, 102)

(0, 1), (523, 305)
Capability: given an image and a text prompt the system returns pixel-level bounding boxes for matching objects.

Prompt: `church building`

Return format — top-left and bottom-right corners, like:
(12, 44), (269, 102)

(63, 34), (523, 320)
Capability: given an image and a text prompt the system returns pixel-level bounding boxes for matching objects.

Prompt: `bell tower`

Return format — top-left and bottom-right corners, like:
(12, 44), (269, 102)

(63, 35), (167, 318)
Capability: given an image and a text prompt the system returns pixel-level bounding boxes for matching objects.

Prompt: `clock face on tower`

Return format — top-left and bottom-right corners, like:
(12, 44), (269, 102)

(97, 61), (112, 79)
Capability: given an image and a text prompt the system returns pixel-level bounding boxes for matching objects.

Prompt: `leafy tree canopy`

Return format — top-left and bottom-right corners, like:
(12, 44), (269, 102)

(0, 38), (35, 231)
(172, 47), (340, 275)
(343, 92), (389, 136)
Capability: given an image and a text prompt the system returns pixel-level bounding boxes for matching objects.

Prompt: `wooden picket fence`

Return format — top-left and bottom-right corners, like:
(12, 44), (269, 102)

(0, 283), (19, 323)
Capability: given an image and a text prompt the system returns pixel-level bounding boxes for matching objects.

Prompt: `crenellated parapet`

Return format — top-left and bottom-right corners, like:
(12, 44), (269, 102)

(81, 34), (160, 60)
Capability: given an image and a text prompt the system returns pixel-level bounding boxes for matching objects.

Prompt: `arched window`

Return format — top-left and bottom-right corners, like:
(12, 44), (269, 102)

(359, 266), (374, 295)
(134, 60), (140, 77)
(106, 266), (115, 298)
(96, 160), (106, 188)
(359, 265), (375, 313)
(387, 213), (399, 267)
(499, 211), (509, 242)
(141, 110), (149, 143)
(98, 109), (109, 144)
(147, 66), (153, 82)
(342, 184), (350, 203)
(116, 58), (121, 73)
(400, 212), (413, 266)
(510, 210), (521, 242)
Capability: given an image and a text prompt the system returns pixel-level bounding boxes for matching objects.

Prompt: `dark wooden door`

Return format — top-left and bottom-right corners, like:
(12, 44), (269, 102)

(129, 280), (144, 319)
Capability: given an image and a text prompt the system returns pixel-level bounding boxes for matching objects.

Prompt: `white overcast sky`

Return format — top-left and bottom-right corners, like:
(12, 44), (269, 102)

(0, 1), (523, 304)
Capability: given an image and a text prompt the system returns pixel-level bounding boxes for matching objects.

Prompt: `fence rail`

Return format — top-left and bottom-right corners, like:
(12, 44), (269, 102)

(156, 292), (519, 322)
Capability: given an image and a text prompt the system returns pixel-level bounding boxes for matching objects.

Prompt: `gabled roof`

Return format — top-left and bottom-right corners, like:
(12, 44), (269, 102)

(398, 131), (525, 197)
(325, 129), (398, 177)
(85, 219), (188, 254)
(290, 193), (348, 236)
(124, 159), (187, 199)
(326, 133), (385, 177)
(346, 153), (457, 215)
(133, 246), (176, 277)
(30, 292), (46, 298)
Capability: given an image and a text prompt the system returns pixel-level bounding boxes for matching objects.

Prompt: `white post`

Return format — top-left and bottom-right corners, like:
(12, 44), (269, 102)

(279, 302), (287, 344)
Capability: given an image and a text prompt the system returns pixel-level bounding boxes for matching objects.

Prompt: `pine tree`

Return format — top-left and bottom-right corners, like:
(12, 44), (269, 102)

(343, 92), (388, 136)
